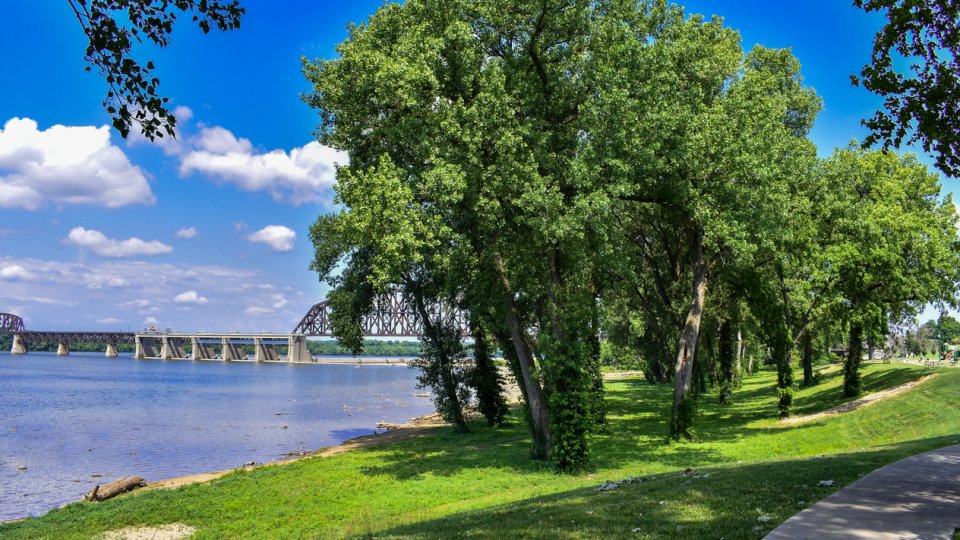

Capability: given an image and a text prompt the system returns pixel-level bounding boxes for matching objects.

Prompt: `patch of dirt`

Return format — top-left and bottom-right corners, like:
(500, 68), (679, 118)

(603, 371), (645, 380)
(781, 373), (938, 425)
(101, 523), (196, 540)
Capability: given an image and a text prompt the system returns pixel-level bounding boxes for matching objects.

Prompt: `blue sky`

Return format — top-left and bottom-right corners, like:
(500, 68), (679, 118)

(0, 1), (951, 332)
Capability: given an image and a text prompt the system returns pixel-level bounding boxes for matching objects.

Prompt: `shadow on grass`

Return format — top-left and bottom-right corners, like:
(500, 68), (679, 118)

(372, 436), (959, 540)
(359, 364), (931, 481)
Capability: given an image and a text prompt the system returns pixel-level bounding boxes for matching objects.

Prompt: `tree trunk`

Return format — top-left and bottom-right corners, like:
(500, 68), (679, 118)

(735, 327), (743, 374)
(495, 251), (552, 458)
(85, 476), (146, 502)
(670, 230), (708, 440)
(718, 320), (734, 404)
(412, 293), (467, 432)
(646, 313), (673, 383)
(844, 321), (864, 397)
(704, 328), (716, 387)
(774, 335), (794, 418)
(469, 319), (508, 427)
(693, 341), (707, 395)
(802, 331), (814, 387)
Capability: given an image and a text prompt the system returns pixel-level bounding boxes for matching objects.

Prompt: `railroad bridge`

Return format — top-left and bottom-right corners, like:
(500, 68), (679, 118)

(3, 292), (466, 361)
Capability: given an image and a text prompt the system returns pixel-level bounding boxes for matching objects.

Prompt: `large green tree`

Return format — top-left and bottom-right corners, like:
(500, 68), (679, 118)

(853, 0), (960, 177)
(305, 0), (601, 467)
(821, 145), (960, 396)
(586, 15), (821, 436)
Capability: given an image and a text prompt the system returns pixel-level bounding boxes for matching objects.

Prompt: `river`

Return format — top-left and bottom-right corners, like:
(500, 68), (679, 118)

(0, 351), (434, 521)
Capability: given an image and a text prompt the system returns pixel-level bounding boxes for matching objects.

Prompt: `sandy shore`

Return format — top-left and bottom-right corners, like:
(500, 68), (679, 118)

(146, 411), (448, 491)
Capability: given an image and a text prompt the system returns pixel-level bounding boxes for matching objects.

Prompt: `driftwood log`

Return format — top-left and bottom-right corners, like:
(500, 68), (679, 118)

(85, 476), (146, 502)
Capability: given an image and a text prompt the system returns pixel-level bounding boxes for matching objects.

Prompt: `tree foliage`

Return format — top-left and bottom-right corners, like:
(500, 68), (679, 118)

(304, 0), (960, 465)
(820, 145), (960, 395)
(68, 0), (244, 139)
(853, 0), (960, 177)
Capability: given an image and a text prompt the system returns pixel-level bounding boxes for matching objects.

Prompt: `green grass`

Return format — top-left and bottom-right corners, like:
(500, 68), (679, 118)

(3, 362), (958, 539)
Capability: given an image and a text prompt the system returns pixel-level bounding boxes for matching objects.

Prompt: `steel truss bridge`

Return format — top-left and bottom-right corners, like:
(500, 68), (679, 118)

(1, 312), (24, 333)
(5, 291), (467, 357)
(14, 331), (135, 345)
(293, 290), (468, 337)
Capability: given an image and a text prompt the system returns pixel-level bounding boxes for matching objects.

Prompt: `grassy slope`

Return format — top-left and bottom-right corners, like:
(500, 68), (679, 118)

(3, 362), (958, 539)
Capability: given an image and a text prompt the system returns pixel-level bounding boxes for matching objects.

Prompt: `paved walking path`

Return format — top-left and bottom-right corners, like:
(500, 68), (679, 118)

(766, 444), (960, 540)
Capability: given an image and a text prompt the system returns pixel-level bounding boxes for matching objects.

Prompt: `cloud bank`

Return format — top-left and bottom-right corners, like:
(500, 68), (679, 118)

(65, 227), (173, 258)
(171, 119), (346, 205)
(0, 118), (155, 209)
(174, 290), (209, 305)
(247, 225), (296, 252)
(175, 226), (197, 239)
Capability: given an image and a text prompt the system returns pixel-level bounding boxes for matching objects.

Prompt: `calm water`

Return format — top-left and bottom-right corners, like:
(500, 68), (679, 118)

(0, 351), (433, 520)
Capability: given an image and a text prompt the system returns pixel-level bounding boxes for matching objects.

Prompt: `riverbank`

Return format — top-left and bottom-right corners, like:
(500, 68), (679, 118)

(144, 411), (449, 492)
(309, 355), (413, 365)
(3, 362), (956, 539)
(0, 353), (435, 521)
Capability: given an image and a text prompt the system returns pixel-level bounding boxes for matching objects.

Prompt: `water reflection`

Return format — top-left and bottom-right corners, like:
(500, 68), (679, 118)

(0, 352), (432, 520)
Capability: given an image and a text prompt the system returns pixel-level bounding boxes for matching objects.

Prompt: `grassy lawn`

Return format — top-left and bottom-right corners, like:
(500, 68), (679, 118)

(3, 361), (958, 539)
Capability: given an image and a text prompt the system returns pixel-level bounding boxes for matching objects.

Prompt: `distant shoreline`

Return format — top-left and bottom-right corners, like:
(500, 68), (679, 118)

(310, 356), (414, 365)
(0, 351), (416, 365)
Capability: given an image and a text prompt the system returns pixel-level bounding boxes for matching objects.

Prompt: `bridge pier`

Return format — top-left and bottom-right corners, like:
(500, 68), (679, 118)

(161, 337), (187, 360)
(190, 338), (217, 360)
(105, 343), (118, 357)
(135, 336), (160, 359)
(255, 338), (280, 362)
(287, 335), (312, 363)
(56, 342), (69, 356)
(222, 338), (246, 361)
(10, 334), (27, 355)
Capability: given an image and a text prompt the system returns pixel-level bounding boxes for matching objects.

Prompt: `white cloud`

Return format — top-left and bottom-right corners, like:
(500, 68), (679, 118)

(174, 290), (209, 305)
(0, 117), (155, 209)
(0, 257), (303, 333)
(97, 317), (122, 324)
(195, 126), (253, 154)
(0, 264), (32, 280)
(180, 126), (347, 204)
(175, 226), (198, 239)
(244, 306), (273, 316)
(143, 316), (159, 325)
(65, 227), (173, 258)
(247, 225), (296, 252)
(271, 293), (288, 309)
(173, 105), (193, 123)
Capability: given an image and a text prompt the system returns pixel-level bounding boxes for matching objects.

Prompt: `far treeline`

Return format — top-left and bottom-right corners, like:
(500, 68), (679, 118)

(302, 0), (960, 471)
(0, 335), (421, 357)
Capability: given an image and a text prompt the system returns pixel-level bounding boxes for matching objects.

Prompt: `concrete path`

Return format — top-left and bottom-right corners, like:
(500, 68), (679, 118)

(765, 445), (960, 540)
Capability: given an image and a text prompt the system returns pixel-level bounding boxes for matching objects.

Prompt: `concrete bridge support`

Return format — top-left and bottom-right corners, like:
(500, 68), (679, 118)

(105, 343), (118, 357)
(56, 342), (69, 356)
(161, 337), (187, 360)
(255, 338), (280, 362)
(10, 334), (27, 355)
(222, 338), (246, 361)
(191, 338), (217, 360)
(287, 335), (313, 363)
(135, 336), (160, 359)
